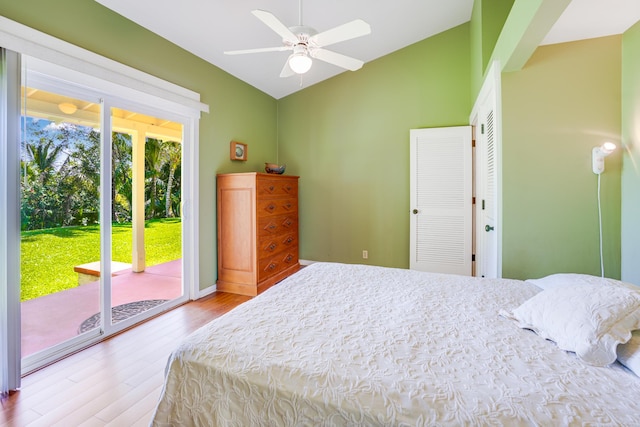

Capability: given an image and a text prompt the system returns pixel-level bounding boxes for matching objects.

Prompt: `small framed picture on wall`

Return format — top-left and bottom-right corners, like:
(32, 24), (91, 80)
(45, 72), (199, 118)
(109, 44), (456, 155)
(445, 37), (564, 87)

(230, 141), (247, 161)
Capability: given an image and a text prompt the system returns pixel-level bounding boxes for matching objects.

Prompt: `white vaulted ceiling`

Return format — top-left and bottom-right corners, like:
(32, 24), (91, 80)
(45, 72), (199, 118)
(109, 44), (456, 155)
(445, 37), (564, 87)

(94, 0), (640, 99)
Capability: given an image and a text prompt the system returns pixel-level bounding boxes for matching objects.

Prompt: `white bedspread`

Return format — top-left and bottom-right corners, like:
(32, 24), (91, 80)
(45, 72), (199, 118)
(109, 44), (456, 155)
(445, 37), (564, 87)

(151, 263), (640, 426)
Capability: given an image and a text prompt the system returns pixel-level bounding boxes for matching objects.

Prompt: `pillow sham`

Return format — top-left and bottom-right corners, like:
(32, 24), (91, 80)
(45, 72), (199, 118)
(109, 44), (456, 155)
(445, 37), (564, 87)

(502, 283), (640, 366)
(618, 330), (640, 376)
(526, 273), (637, 291)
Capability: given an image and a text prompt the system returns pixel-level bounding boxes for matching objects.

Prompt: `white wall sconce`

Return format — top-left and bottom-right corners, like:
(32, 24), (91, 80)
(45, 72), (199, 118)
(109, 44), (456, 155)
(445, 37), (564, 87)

(592, 141), (616, 174)
(592, 141), (617, 277)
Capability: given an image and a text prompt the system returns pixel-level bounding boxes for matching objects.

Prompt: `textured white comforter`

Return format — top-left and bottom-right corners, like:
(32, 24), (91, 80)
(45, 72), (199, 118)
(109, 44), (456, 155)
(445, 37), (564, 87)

(151, 263), (640, 426)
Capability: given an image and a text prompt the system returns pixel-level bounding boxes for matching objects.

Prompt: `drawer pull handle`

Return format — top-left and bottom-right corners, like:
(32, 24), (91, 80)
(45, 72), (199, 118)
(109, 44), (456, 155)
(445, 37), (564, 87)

(267, 263), (277, 271)
(267, 224), (277, 231)
(284, 255), (293, 263)
(268, 243), (277, 251)
(266, 204), (276, 212)
(283, 219), (293, 227)
(284, 237), (294, 244)
(268, 185), (275, 192)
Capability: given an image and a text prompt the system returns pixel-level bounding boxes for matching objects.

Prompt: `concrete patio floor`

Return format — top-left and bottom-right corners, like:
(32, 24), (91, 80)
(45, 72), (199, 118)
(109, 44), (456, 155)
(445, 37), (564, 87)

(20, 259), (182, 357)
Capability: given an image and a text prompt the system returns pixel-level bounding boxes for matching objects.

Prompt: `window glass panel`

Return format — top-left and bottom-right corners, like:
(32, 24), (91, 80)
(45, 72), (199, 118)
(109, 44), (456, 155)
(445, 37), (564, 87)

(20, 87), (102, 356)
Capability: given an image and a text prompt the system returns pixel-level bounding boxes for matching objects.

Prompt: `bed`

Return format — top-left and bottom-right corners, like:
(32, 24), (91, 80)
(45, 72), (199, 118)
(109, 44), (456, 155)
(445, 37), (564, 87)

(150, 262), (640, 426)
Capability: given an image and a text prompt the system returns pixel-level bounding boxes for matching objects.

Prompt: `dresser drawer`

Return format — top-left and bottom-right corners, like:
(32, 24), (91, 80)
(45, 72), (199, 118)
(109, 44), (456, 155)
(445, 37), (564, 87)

(258, 214), (298, 237)
(257, 179), (298, 198)
(257, 197), (297, 217)
(258, 249), (299, 282)
(259, 233), (298, 259)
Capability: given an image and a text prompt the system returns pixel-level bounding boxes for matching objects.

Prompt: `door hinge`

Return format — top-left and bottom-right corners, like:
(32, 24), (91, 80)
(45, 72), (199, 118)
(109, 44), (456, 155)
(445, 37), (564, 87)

(482, 199), (485, 210)
(481, 124), (485, 135)
(472, 196), (476, 205)
(472, 254), (476, 262)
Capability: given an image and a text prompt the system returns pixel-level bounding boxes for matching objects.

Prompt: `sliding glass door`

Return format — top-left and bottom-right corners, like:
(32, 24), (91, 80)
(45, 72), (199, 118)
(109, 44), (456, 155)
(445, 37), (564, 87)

(18, 57), (188, 374)
(104, 105), (184, 333)
(20, 86), (104, 361)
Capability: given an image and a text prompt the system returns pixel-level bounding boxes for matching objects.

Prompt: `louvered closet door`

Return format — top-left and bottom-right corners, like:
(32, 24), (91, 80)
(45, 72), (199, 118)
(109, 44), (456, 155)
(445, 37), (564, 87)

(410, 126), (472, 275)
(480, 109), (498, 278)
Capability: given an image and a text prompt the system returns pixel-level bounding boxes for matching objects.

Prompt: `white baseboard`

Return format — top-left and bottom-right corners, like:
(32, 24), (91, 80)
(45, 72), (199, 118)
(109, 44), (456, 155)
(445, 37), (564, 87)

(196, 285), (217, 300)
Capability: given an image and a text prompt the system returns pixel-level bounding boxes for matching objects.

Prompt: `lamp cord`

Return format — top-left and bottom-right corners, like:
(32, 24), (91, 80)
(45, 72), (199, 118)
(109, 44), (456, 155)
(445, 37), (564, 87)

(597, 173), (605, 277)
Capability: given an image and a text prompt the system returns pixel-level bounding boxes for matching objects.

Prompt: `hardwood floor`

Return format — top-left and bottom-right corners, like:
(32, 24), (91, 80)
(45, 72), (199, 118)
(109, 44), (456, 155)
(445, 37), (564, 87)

(0, 291), (251, 427)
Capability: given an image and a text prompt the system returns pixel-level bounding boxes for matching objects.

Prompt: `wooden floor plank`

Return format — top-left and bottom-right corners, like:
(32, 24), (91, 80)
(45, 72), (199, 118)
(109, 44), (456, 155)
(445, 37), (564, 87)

(29, 383), (133, 427)
(77, 418), (110, 427)
(0, 291), (250, 427)
(124, 356), (168, 388)
(94, 372), (162, 423)
(0, 406), (41, 427)
(104, 384), (164, 426)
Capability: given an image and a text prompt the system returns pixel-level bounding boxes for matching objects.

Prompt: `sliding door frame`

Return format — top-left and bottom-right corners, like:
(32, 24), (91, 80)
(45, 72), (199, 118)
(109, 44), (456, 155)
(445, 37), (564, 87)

(0, 48), (22, 393)
(19, 60), (198, 374)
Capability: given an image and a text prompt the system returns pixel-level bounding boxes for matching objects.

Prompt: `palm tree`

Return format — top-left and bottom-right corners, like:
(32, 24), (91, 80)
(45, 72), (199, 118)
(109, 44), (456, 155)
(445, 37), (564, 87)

(163, 141), (181, 218)
(145, 138), (166, 219)
(25, 139), (66, 184)
(112, 132), (132, 222)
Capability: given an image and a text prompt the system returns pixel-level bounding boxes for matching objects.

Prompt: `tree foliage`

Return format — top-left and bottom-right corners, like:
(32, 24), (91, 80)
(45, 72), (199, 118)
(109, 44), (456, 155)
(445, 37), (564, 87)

(20, 118), (182, 231)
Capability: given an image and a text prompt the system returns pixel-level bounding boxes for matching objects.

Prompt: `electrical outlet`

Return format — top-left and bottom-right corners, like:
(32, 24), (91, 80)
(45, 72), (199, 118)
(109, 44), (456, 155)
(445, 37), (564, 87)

(362, 250), (368, 259)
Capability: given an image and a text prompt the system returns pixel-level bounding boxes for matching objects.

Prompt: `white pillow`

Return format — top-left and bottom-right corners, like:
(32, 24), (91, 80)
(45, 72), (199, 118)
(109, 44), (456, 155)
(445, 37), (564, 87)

(526, 273), (638, 291)
(502, 283), (640, 366)
(618, 330), (640, 376)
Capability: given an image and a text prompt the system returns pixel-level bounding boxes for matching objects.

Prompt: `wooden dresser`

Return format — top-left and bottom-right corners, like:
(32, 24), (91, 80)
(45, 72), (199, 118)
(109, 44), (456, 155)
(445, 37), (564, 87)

(216, 172), (300, 296)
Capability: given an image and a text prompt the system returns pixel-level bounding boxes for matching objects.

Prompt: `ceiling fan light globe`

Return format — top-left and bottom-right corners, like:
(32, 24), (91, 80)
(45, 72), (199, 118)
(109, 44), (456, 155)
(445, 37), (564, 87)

(289, 53), (312, 74)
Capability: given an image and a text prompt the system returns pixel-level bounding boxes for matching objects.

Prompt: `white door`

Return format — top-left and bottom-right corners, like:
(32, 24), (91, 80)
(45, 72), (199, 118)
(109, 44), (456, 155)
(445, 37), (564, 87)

(410, 126), (472, 275)
(477, 111), (498, 278)
(472, 61), (502, 279)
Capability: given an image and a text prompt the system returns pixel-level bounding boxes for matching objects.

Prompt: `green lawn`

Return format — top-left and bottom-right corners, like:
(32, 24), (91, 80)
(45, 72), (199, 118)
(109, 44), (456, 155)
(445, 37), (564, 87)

(20, 218), (182, 301)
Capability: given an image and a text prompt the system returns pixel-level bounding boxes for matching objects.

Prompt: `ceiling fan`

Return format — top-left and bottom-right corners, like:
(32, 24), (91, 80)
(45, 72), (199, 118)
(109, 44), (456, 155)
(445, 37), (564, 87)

(224, 2), (371, 77)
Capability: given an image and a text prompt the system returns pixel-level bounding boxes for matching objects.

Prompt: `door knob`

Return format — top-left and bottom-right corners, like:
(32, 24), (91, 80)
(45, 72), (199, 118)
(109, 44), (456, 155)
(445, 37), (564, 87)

(412, 209), (418, 214)
(485, 224), (494, 232)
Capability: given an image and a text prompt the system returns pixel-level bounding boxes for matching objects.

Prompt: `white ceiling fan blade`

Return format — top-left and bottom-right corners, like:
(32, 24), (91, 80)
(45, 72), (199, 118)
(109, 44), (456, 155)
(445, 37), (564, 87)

(225, 46), (290, 55)
(252, 9), (298, 44)
(280, 58), (296, 78)
(311, 19), (371, 48)
(312, 49), (364, 71)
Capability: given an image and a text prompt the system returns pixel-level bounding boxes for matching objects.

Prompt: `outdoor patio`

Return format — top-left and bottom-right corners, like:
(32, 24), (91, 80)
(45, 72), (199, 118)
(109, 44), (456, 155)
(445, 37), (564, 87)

(21, 259), (182, 357)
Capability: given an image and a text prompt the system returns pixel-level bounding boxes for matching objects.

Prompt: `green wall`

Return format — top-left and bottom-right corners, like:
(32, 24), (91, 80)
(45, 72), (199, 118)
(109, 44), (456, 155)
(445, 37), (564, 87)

(471, 0), (522, 98)
(481, 0), (515, 72)
(502, 36), (622, 279)
(470, 0), (484, 98)
(0, 0), (278, 290)
(277, 24), (471, 268)
(621, 20), (640, 284)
